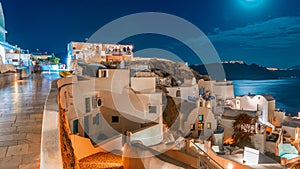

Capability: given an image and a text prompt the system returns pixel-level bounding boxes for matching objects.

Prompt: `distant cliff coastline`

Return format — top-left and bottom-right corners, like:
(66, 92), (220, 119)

(190, 62), (300, 80)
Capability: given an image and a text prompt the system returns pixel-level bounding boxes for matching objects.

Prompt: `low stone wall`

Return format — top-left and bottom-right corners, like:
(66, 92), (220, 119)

(40, 80), (64, 169)
(0, 64), (16, 74)
(41, 78), (79, 169)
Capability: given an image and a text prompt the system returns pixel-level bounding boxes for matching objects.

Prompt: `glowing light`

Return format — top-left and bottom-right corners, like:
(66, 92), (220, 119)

(239, 0), (264, 8)
(227, 163), (234, 169)
(224, 138), (234, 145)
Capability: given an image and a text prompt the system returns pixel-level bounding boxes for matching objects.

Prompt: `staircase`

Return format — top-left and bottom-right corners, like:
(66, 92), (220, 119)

(79, 152), (123, 169)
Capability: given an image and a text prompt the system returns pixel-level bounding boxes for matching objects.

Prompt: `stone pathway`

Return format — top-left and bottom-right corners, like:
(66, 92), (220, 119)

(0, 73), (60, 169)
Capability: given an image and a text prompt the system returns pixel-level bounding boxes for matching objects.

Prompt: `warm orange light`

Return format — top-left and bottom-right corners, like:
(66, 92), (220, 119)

(227, 163), (234, 169)
(265, 126), (272, 133)
(224, 138), (234, 145)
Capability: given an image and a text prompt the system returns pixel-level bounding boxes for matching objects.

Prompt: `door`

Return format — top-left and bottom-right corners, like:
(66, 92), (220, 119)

(84, 116), (89, 137)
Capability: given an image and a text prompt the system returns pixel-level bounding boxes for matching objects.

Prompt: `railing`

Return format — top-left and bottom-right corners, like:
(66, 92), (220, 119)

(131, 142), (197, 169)
(190, 142), (224, 169)
(188, 96), (199, 102)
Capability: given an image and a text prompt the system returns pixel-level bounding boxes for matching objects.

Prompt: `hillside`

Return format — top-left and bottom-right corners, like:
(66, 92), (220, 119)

(289, 64), (300, 70)
(190, 62), (277, 80)
(190, 62), (300, 80)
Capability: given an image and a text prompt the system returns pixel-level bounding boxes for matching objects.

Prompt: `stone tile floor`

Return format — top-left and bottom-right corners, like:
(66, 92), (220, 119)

(0, 73), (60, 169)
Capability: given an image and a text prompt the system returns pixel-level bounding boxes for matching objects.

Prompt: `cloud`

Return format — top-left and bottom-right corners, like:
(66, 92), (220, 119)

(208, 16), (300, 48)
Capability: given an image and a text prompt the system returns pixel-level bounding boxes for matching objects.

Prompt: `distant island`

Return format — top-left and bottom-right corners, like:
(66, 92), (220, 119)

(190, 61), (300, 80)
(289, 64), (300, 70)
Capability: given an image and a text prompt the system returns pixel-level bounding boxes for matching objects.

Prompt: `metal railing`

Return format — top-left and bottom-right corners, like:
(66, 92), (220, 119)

(131, 142), (197, 169)
(191, 142), (224, 169)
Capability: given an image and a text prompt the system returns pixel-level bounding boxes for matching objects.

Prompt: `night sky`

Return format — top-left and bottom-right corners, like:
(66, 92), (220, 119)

(1, 0), (300, 68)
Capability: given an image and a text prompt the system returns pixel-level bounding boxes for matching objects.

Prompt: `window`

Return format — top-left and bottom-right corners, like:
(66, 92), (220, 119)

(149, 106), (157, 114)
(198, 123), (203, 131)
(112, 116), (119, 123)
(176, 88), (181, 97)
(199, 115), (204, 122)
(84, 115), (90, 137)
(85, 97), (91, 113)
(73, 119), (79, 134)
(207, 122), (211, 129)
(98, 70), (108, 78)
(199, 101), (203, 107)
(199, 87), (204, 95)
(191, 124), (195, 131)
(92, 96), (97, 109)
(96, 98), (103, 107)
(93, 113), (100, 125)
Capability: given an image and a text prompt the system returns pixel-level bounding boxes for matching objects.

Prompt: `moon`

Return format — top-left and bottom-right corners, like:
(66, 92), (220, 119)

(239, 0), (264, 8)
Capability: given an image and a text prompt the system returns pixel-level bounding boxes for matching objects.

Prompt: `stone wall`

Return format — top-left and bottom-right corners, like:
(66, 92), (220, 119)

(0, 73), (16, 88)
(59, 108), (79, 169)
(41, 78), (79, 169)
(0, 64), (16, 74)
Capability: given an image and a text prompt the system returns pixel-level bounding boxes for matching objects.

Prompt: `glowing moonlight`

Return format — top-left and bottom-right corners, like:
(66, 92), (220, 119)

(239, 0), (264, 8)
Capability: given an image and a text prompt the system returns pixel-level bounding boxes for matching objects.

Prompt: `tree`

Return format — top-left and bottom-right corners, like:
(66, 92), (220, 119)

(232, 113), (256, 147)
(50, 53), (60, 65)
(54, 57), (60, 65)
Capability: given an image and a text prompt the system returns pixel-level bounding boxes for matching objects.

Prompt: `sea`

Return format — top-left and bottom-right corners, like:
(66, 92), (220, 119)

(232, 78), (300, 116)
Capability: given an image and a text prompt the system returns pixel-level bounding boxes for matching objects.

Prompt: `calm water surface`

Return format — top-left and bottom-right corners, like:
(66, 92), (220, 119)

(232, 78), (300, 116)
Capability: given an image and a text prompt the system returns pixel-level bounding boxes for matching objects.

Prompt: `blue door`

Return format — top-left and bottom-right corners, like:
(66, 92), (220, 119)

(84, 116), (89, 137)
(73, 119), (78, 134)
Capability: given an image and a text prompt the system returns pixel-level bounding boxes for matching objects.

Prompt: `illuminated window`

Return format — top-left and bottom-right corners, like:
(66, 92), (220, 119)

(198, 123), (203, 131)
(199, 115), (204, 122)
(207, 122), (211, 129)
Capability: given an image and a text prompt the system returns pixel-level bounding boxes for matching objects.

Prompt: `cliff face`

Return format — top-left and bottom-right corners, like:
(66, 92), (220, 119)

(134, 69), (178, 87)
(129, 58), (199, 82)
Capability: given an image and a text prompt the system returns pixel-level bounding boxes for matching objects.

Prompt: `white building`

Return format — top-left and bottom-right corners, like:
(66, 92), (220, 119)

(67, 42), (134, 69)
(0, 3), (12, 64)
(59, 69), (164, 155)
(229, 94), (275, 131)
(0, 3), (27, 66)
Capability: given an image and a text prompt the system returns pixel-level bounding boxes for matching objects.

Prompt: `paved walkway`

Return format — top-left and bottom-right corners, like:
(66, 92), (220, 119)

(0, 73), (60, 169)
